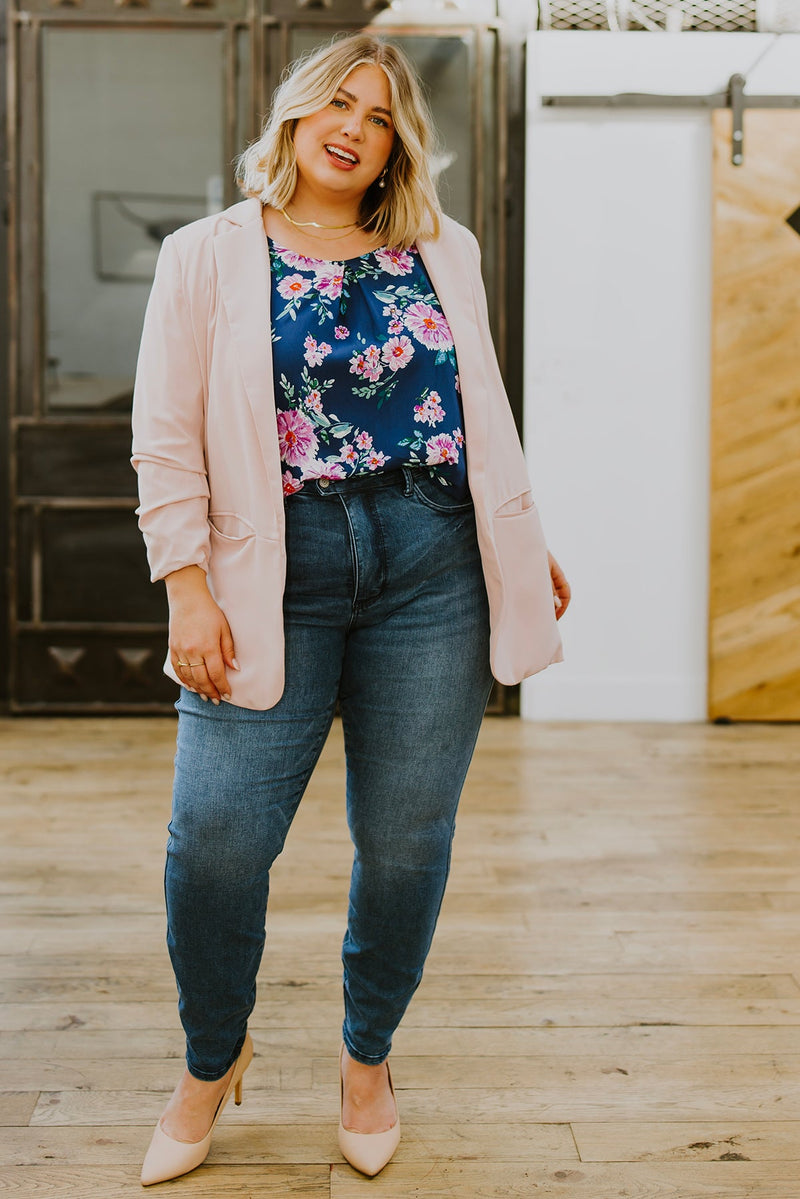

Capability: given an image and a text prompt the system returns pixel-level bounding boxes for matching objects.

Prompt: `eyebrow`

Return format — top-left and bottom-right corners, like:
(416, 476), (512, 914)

(337, 87), (393, 120)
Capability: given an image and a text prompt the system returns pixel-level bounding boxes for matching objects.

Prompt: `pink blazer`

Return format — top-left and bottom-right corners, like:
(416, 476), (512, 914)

(131, 197), (563, 709)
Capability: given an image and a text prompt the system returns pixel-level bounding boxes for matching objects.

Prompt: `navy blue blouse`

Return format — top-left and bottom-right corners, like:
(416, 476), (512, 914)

(268, 238), (467, 498)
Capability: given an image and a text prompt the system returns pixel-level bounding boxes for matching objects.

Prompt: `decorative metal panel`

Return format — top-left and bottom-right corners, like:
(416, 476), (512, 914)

(538, 0), (761, 31)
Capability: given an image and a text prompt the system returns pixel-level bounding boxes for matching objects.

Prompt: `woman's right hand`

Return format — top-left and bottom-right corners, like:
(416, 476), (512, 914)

(165, 565), (238, 704)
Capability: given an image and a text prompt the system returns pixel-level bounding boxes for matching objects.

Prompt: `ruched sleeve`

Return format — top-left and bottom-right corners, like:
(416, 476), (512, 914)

(131, 233), (211, 582)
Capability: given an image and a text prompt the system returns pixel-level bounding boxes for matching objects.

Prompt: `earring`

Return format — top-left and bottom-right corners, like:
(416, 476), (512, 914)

(378, 168), (388, 190)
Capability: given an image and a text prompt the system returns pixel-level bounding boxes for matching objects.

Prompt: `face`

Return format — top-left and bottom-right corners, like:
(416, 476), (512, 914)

(293, 63), (395, 200)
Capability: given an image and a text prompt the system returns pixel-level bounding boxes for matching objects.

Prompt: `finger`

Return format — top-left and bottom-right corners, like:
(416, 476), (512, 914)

(174, 652), (216, 701)
(204, 650), (231, 702)
(220, 624), (238, 672)
(172, 657), (198, 693)
(183, 659), (220, 703)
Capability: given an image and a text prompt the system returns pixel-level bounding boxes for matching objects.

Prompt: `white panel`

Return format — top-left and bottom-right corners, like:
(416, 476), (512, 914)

(521, 101), (713, 721)
(746, 31), (800, 88)
(529, 30), (776, 98)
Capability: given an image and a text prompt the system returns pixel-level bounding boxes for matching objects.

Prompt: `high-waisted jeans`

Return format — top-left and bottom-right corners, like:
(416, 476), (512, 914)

(166, 466), (493, 1080)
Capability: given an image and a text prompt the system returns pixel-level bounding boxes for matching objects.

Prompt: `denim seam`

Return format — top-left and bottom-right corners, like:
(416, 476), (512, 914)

(336, 493), (360, 629)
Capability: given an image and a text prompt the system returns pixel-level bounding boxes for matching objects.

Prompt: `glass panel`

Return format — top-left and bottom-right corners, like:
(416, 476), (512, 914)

(287, 29), (474, 229)
(42, 29), (227, 414)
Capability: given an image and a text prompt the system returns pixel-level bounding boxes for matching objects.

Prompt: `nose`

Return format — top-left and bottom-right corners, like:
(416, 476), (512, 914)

(340, 111), (365, 141)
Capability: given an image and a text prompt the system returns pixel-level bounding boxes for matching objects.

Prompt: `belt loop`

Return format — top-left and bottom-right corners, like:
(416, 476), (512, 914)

(401, 465), (414, 497)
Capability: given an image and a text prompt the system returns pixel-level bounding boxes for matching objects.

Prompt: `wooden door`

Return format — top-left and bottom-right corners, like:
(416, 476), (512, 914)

(709, 109), (800, 720)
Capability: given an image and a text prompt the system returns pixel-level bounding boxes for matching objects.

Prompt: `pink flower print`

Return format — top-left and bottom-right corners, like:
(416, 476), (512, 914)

(361, 344), (383, 382)
(413, 392), (445, 427)
(351, 346), (382, 382)
(304, 388), (323, 414)
(382, 336), (414, 372)
(340, 443), (358, 465)
(374, 248), (414, 276)
(303, 335), (332, 367)
(365, 449), (389, 471)
(314, 266), (345, 300)
(454, 373), (461, 393)
(277, 274), (311, 302)
(301, 459), (346, 482)
(275, 247), (317, 269)
(425, 433), (459, 465)
(426, 391), (445, 422)
(355, 431), (373, 451)
(453, 427), (464, 447)
(282, 471), (303, 496)
(388, 319), (404, 335)
(276, 407), (318, 466)
(405, 302), (454, 350)
(335, 325), (349, 340)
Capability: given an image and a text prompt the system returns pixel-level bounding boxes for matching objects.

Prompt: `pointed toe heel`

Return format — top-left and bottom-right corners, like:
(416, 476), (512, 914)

(141, 1032), (253, 1187)
(337, 1044), (401, 1178)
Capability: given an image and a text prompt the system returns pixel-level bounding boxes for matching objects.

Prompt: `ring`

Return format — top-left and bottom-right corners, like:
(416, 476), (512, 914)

(176, 660), (204, 668)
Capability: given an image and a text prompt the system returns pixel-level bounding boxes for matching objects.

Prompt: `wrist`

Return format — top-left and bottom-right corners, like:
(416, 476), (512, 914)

(164, 564), (209, 600)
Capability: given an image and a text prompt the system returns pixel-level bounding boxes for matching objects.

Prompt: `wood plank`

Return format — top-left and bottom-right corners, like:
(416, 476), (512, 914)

(0, 1167), (329, 1196)
(2, 969), (797, 1003)
(330, 1161), (800, 1197)
(572, 1121), (800, 1162)
(2, 1122), (575, 1166)
(8, 1022), (800, 1062)
(0, 1090), (39, 1126)
(6, 994), (800, 1033)
(29, 1069), (800, 1126)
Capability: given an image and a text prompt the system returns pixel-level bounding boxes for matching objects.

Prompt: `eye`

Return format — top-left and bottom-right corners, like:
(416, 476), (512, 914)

(330, 98), (347, 109)
(370, 116), (390, 128)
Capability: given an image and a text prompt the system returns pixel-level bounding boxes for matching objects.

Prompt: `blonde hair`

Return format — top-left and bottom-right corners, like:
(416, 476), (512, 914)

(235, 33), (442, 248)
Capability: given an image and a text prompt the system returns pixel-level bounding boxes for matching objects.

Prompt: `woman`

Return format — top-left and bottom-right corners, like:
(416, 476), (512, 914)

(132, 33), (569, 1186)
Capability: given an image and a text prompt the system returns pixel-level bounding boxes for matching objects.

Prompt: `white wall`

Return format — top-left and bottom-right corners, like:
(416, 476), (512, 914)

(521, 32), (800, 721)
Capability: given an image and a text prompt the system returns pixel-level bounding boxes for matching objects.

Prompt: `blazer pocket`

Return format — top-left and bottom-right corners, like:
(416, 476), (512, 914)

(208, 512), (256, 542)
(494, 490), (535, 518)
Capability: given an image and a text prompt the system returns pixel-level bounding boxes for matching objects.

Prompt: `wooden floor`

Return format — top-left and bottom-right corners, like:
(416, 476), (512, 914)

(2, 717), (800, 1197)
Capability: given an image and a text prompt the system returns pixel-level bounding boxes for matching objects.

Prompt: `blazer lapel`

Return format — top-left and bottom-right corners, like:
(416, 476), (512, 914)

(417, 230), (491, 489)
(213, 200), (284, 490)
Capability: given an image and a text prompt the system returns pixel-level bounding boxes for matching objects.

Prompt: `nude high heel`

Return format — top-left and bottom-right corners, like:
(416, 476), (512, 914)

(140, 1032), (253, 1187)
(337, 1043), (401, 1177)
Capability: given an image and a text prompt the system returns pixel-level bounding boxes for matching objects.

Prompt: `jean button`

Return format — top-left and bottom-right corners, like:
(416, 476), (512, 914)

(319, 478), (330, 489)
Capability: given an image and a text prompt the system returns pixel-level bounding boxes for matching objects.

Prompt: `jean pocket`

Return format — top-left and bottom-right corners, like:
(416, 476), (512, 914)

(411, 472), (474, 514)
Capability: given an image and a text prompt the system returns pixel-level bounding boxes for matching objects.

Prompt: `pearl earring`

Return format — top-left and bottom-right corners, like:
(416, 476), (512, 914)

(378, 168), (388, 189)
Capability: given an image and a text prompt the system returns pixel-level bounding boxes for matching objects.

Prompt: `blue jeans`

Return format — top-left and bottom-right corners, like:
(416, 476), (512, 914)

(166, 467), (493, 1080)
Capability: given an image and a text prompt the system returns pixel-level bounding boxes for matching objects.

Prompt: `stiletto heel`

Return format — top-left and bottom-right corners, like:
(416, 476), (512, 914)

(337, 1043), (401, 1177)
(140, 1032), (253, 1187)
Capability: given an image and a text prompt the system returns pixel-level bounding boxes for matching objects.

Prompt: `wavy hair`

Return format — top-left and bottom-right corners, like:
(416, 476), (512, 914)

(235, 33), (442, 248)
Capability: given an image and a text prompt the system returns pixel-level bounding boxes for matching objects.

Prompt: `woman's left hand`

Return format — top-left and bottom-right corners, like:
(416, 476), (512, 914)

(548, 551), (571, 620)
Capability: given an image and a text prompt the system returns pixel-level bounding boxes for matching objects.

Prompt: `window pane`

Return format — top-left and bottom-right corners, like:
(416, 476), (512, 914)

(42, 29), (227, 413)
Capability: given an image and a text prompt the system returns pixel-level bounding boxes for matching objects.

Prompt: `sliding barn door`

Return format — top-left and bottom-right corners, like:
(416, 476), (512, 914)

(709, 109), (800, 720)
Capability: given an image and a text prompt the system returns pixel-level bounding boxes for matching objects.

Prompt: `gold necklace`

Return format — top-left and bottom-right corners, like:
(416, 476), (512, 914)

(280, 207), (360, 232)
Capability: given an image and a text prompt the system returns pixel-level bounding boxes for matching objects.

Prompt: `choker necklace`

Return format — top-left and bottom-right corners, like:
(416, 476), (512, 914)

(280, 207), (360, 232)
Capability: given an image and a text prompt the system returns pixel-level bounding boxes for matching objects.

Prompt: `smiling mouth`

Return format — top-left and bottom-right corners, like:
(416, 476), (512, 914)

(325, 144), (359, 166)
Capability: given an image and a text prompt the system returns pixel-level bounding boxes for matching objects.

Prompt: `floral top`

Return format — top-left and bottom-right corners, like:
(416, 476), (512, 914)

(268, 238), (468, 498)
